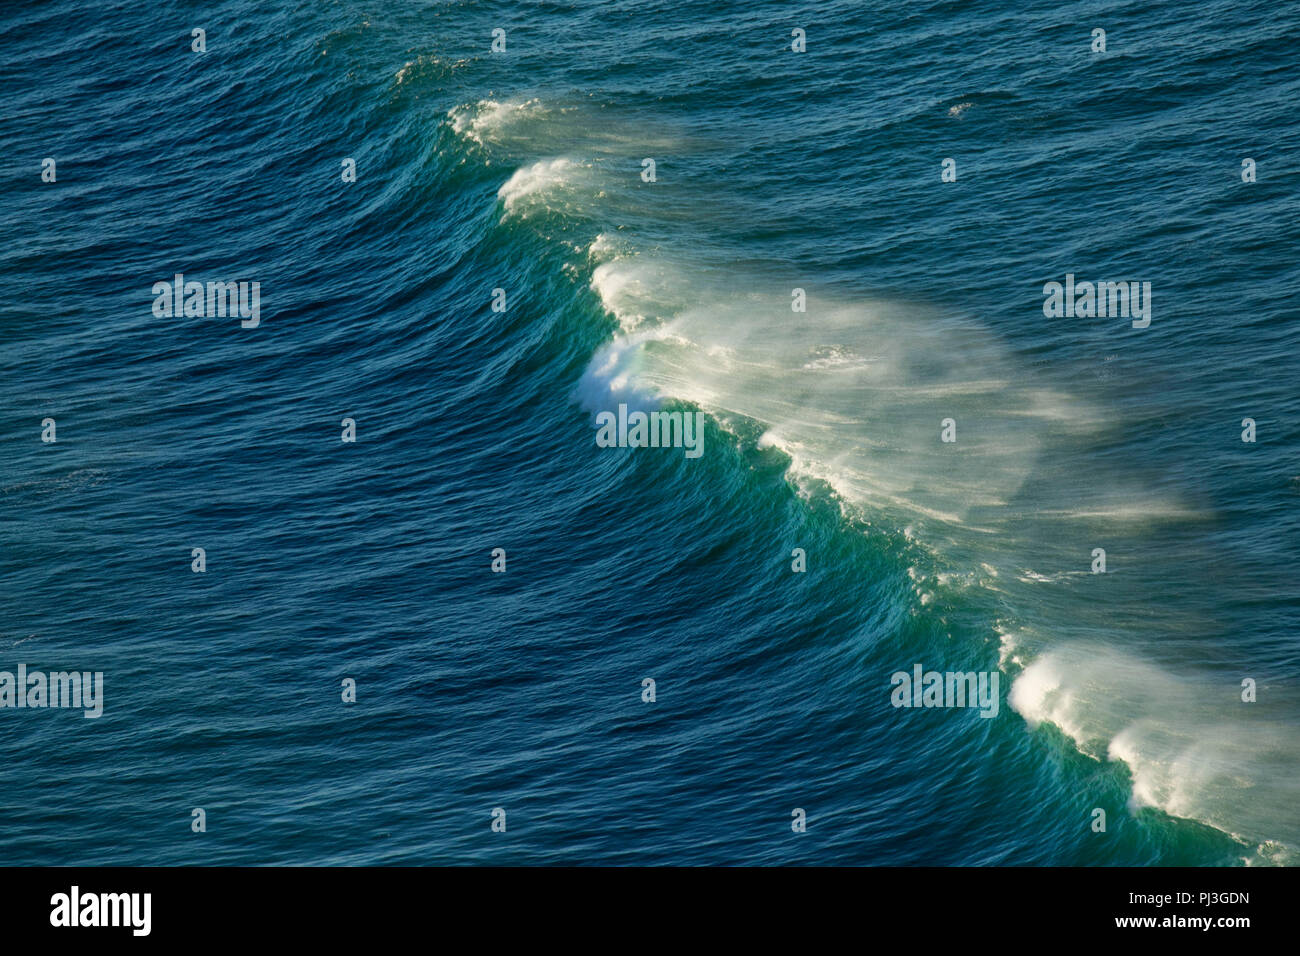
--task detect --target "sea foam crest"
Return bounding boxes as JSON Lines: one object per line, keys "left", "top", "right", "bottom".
{"left": 1010, "top": 646, "right": 1300, "bottom": 859}
{"left": 449, "top": 97, "right": 546, "bottom": 147}
{"left": 497, "top": 157, "right": 579, "bottom": 215}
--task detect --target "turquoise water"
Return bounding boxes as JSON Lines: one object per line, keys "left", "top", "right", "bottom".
{"left": 1, "top": 0, "right": 1297, "bottom": 865}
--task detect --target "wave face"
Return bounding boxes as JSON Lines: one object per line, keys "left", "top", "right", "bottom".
{"left": 1, "top": 0, "right": 1298, "bottom": 865}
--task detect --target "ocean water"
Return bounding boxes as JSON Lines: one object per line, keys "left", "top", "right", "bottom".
{"left": 1, "top": 0, "right": 1298, "bottom": 866}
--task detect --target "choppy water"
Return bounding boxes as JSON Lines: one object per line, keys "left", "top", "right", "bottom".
{"left": 1, "top": 0, "right": 1298, "bottom": 864}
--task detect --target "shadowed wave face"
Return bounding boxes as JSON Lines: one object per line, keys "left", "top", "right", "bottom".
{"left": 0, "top": 0, "right": 1297, "bottom": 865}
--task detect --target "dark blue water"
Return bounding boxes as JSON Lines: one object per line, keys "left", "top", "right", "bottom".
{"left": 1, "top": 0, "right": 1297, "bottom": 865}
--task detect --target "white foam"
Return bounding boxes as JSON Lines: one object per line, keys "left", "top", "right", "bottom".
{"left": 588, "top": 231, "right": 623, "bottom": 262}
{"left": 448, "top": 96, "right": 686, "bottom": 161}
{"left": 588, "top": 257, "right": 687, "bottom": 333}
{"left": 575, "top": 326, "right": 674, "bottom": 416}
{"left": 581, "top": 261, "right": 1062, "bottom": 528}
{"left": 1011, "top": 646, "right": 1300, "bottom": 852}
{"left": 996, "top": 625, "right": 1027, "bottom": 669}
{"left": 497, "top": 157, "right": 588, "bottom": 216}
{"left": 449, "top": 97, "right": 546, "bottom": 147}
